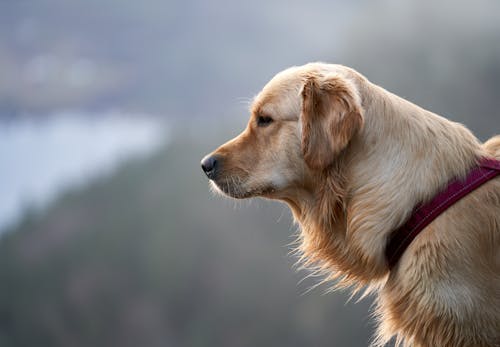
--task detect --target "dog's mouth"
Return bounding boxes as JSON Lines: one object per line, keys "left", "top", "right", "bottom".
{"left": 210, "top": 179, "right": 276, "bottom": 199}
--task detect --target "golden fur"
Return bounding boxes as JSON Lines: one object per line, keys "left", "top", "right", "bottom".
{"left": 203, "top": 63, "right": 500, "bottom": 346}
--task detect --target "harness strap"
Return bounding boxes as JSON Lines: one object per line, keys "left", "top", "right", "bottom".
{"left": 385, "top": 157, "right": 500, "bottom": 269}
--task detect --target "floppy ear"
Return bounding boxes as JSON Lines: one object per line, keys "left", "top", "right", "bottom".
{"left": 301, "top": 74, "right": 364, "bottom": 170}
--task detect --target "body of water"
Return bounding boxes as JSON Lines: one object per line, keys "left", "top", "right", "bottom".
{"left": 0, "top": 110, "right": 169, "bottom": 232}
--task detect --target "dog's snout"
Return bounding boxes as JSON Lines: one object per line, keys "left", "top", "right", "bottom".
{"left": 201, "top": 155, "right": 219, "bottom": 179}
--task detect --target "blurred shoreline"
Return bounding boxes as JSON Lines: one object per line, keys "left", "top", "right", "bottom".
{"left": 0, "top": 110, "right": 169, "bottom": 233}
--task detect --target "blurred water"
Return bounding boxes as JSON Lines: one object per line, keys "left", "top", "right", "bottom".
{"left": 0, "top": 111, "right": 169, "bottom": 232}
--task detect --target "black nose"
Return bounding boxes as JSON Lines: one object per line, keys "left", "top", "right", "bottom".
{"left": 201, "top": 155, "right": 218, "bottom": 179}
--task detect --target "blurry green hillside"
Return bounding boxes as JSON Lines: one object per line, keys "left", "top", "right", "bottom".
{"left": 0, "top": 128, "right": 372, "bottom": 347}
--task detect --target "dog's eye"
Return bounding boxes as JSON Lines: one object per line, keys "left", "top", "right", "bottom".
{"left": 257, "top": 116, "right": 273, "bottom": 127}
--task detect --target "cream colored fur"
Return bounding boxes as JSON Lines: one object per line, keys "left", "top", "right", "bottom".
{"left": 203, "top": 63, "right": 500, "bottom": 346}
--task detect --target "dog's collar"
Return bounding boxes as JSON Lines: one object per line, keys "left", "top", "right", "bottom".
{"left": 385, "top": 157, "right": 500, "bottom": 269}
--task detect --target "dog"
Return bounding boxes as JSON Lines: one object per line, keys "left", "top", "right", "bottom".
{"left": 201, "top": 63, "right": 500, "bottom": 347}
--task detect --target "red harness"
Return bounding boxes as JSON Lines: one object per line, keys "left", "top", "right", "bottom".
{"left": 385, "top": 157, "right": 500, "bottom": 269}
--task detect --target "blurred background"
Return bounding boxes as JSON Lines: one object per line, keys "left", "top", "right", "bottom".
{"left": 1, "top": 0, "right": 499, "bottom": 346}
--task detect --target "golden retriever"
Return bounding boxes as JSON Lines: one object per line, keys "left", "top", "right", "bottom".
{"left": 201, "top": 63, "right": 500, "bottom": 347}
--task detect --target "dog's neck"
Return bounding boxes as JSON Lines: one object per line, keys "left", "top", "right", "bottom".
{"left": 286, "top": 79, "right": 484, "bottom": 286}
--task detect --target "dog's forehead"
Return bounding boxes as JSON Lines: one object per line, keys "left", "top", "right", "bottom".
{"left": 252, "top": 68, "right": 304, "bottom": 120}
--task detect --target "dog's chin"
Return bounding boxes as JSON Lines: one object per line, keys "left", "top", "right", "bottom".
{"left": 210, "top": 180, "right": 277, "bottom": 199}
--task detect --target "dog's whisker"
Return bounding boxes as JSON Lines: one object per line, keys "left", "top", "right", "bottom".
{"left": 236, "top": 96, "right": 254, "bottom": 106}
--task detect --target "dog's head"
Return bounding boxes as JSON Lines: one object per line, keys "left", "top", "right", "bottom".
{"left": 201, "top": 64, "right": 364, "bottom": 201}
